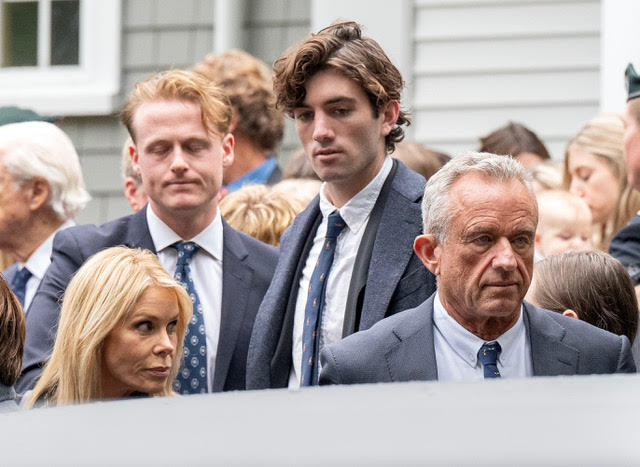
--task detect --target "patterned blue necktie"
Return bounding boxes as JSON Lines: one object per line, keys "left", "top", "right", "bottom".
{"left": 10, "top": 267, "right": 32, "bottom": 308}
{"left": 478, "top": 342, "right": 502, "bottom": 379}
{"left": 300, "top": 211, "right": 346, "bottom": 387}
{"left": 172, "top": 242, "right": 208, "bottom": 394}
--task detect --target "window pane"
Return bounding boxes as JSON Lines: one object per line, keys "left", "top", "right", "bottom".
{"left": 2, "top": 2, "right": 38, "bottom": 67}
{"left": 51, "top": 0, "right": 79, "bottom": 65}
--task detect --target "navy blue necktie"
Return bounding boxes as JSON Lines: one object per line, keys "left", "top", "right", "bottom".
{"left": 10, "top": 267, "right": 32, "bottom": 308}
{"left": 478, "top": 342, "right": 502, "bottom": 379}
{"left": 172, "top": 242, "right": 208, "bottom": 394}
{"left": 300, "top": 211, "right": 346, "bottom": 387}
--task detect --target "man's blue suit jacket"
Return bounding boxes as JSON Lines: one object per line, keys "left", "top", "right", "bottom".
{"left": 17, "top": 206, "right": 278, "bottom": 393}
{"left": 246, "top": 161, "right": 437, "bottom": 389}
{"left": 319, "top": 293, "right": 636, "bottom": 385}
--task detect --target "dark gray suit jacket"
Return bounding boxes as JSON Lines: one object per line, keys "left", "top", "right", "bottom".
{"left": 320, "top": 294, "right": 636, "bottom": 385}
{"left": 17, "top": 206, "right": 278, "bottom": 393}
{"left": 247, "top": 161, "right": 437, "bottom": 389}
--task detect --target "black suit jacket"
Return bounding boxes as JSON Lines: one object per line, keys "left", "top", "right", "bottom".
{"left": 320, "top": 294, "right": 636, "bottom": 385}
{"left": 18, "top": 206, "right": 278, "bottom": 393}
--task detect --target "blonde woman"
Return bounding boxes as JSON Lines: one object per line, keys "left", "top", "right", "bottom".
{"left": 25, "top": 247, "right": 192, "bottom": 407}
{"left": 564, "top": 113, "right": 640, "bottom": 250}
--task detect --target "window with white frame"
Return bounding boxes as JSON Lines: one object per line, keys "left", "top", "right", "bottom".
{"left": 0, "top": 0, "right": 121, "bottom": 116}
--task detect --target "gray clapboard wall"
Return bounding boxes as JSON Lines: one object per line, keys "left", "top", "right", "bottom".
{"left": 411, "top": 0, "right": 601, "bottom": 159}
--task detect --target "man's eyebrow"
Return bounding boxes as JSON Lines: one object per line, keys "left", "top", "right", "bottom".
{"left": 512, "top": 228, "right": 536, "bottom": 237}
{"left": 296, "top": 96, "right": 357, "bottom": 109}
{"left": 323, "top": 96, "right": 356, "bottom": 106}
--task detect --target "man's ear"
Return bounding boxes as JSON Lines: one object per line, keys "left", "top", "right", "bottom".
{"left": 27, "top": 178, "right": 50, "bottom": 211}
{"left": 414, "top": 234, "right": 441, "bottom": 276}
{"left": 380, "top": 100, "right": 400, "bottom": 137}
{"left": 562, "top": 309, "right": 579, "bottom": 320}
{"left": 131, "top": 144, "right": 141, "bottom": 177}
{"left": 222, "top": 133, "right": 235, "bottom": 168}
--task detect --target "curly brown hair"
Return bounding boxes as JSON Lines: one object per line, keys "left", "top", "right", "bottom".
{"left": 194, "top": 50, "right": 284, "bottom": 153}
{"left": 273, "top": 21, "right": 409, "bottom": 154}
{"left": 0, "top": 275, "right": 25, "bottom": 387}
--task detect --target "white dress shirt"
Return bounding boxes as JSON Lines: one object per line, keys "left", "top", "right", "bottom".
{"left": 147, "top": 207, "right": 223, "bottom": 393}
{"left": 21, "top": 219, "right": 75, "bottom": 311}
{"left": 289, "top": 156, "right": 393, "bottom": 389}
{"left": 433, "top": 292, "right": 533, "bottom": 381}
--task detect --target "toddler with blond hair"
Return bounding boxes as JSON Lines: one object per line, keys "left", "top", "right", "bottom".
{"left": 535, "top": 190, "right": 592, "bottom": 258}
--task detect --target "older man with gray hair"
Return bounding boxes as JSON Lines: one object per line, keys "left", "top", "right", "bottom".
{"left": 320, "top": 152, "right": 635, "bottom": 385}
{"left": 0, "top": 121, "right": 89, "bottom": 310}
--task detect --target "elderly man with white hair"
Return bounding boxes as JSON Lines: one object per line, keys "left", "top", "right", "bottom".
{"left": 319, "top": 152, "right": 635, "bottom": 385}
{"left": 0, "top": 121, "right": 90, "bottom": 310}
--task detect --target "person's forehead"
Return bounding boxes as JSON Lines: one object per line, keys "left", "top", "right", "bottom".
{"left": 448, "top": 173, "right": 537, "bottom": 224}
{"left": 301, "top": 69, "right": 367, "bottom": 105}
{"left": 450, "top": 172, "right": 531, "bottom": 200}
{"left": 133, "top": 99, "right": 209, "bottom": 139}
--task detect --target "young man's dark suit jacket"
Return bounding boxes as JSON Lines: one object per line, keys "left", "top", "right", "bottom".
{"left": 319, "top": 293, "right": 636, "bottom": 385}
{"left": 17, "top": 206, "right": 278, "bottom": 393}
{"left": 246, "top": 161, "right": 438, "bottom": 389}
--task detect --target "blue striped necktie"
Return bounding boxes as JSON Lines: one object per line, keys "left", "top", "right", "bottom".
{"left": 10, "top": 267, "right": 32, "bottom": 308}
{"left": 172, "top": 242, "right": 208, "bottom": 394}
{"left": 300, "top": 211, "right": 346, "bottom": 386}
{"left": 478, "top": 342, "right": 502, "bottom": 379}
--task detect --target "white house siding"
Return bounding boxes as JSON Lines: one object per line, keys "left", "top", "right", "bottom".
{"left": 66, "top": 0, "right": 310, "bottom": 225}
{"left": 411, "top": 0, "right": 601, "bottom": 160}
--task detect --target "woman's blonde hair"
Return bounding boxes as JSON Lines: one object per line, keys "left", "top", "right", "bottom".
{"left": 563, "top": 113, "right": 640, "bottom": 250}
{"left": 26, "top": 247, "right": 192, "bottom": 407}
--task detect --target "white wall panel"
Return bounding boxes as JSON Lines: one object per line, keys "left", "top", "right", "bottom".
{"left": 415, "top": 1, "right": 599, "bottom": 40}
{"left": 415, "top": 35, "right": 599, "bottom": 74}
{"left": 414, "top": 70, "right": 599, "bottom": 107}
{"left": 411, "top": 0, "right": 601, "bottom": 161}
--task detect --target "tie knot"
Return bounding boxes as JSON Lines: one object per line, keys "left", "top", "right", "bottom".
{"left": 14, "top": 267, "right": 32, "bottom": 284}
{"left": 173, "top": 241, "right": 199, "bottom": 266}
{"left": 478, "top": 342, "right": 501, "bottom": 366}
{"left": 326, "top": 212, "right": 346, "bottom": 239}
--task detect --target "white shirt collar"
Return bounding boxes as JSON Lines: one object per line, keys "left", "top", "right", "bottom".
{"left": 433, "top": 291, "right": 525, "bottom": 368}
{"left": 23, "top": 219, "right": 75, "bottom": 280}
{"left": 146, "top": 207, "right": 223, "bottom": 261}
{"left": 318, "top": 155, "right": 393, "bottom": 232}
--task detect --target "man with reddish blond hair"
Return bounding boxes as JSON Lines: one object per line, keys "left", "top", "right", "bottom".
{"left": 19, "top": 70, "right": 278, "bottom": 394}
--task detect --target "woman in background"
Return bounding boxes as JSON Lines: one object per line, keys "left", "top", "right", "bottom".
{"left": 564, "top": 113, "right": 640, "bottom": 250}
{"left": 25, "top": 247, "right": 192, "bottom": 407}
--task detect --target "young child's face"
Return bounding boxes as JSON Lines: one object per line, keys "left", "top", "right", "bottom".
{"left": 535, "top": 207, "right": 592, "bottom": 257}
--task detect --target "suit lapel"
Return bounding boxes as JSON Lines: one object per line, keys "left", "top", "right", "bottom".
{"left": 269, "top": 199, "right": 322, "bottom": 385}
{"left": 123, "top": 206, "right": 156, "bottom": 253}
{"left": 384, "top": 297, "right": 438, "bottom": 381}
{"left": 525, "top": 303, "right": 579, "bottom": 376}
{"left": 359, "top": 186, "right": 423, "bottom": 329}
{"left": 213, "top": 221, "right": 253, "bottom": 391}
